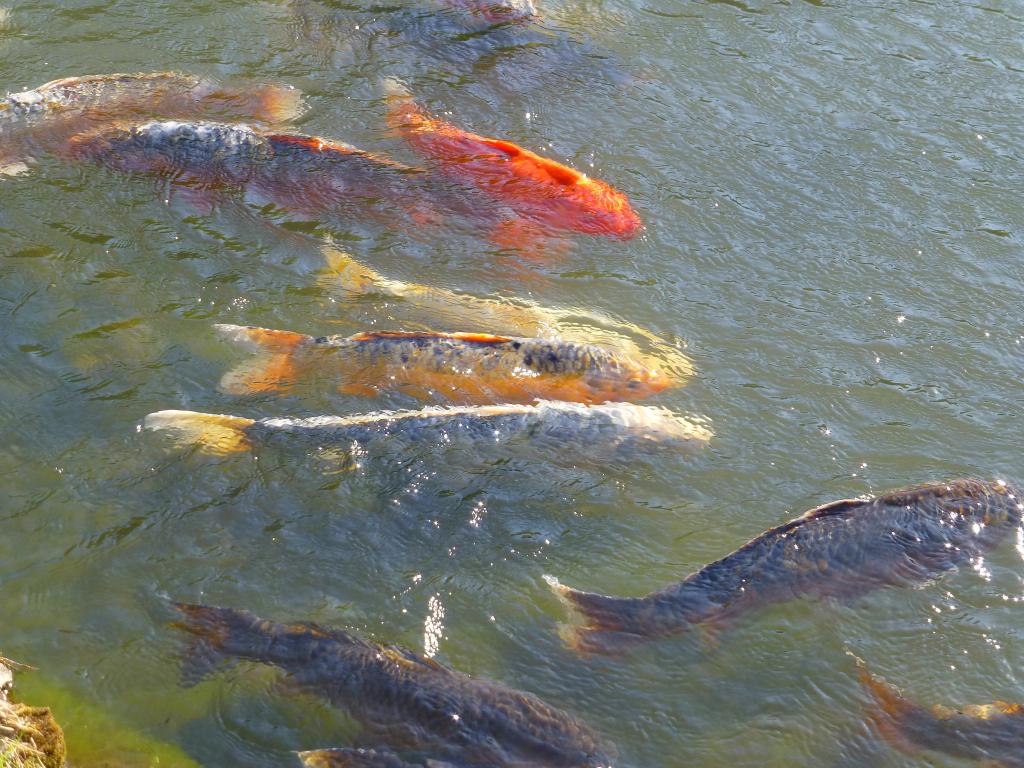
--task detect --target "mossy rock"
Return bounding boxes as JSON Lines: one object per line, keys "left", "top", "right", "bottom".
{"left": 13, "top": 705, "right": 65, "bottom": 768}
{"left": 0, "top": 701, "right": 66, "bottom": 768}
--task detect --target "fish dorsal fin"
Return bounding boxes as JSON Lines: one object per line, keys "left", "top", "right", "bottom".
{"left": 479, "top": 139, "right": 582, "bottom": 186}
{"left": 750, "top": 496, "right": 875, "bottom": 542}
{"left": 448, "top": 332, "right": 515, "bottom": 344}
{"left": 287, "top": 621, "right": 368, "bottom": 646}
{"left": 348, "top": 331, "right": 513, "bottom": 345}
{"left": 959, "top": 701, "right": 1024, "bottom": 719}
{"left": 381, "top": 645, "right": 448, "bottom": 674}
{"left": 267, "top": 134, "right": 361, "bottom": 155}
{"left": 799, "top": 497, "right": 872, "bottom": 522}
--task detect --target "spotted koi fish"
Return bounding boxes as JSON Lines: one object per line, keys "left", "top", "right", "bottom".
{"left": 0, "top": 72, "right": 300, "bottom": 173}
{"left": 384, "top": 81, "right": 641, "bottom": 242}
{"left": 317, "top": 245, "right": 696, "bottom": 382}
{"left": 214, "top": 323, "right": 671, "bottom": 404}
{"left": 143, "top": 401, "right": 710, "bottom": 461}
{"left": 855, "top": 656, "right": 1024, "bottom": 767}
{"left": 547, "top": 479, "right": 1023, "bottom": 655}
{"left": 174, "top": 603, "right": 614, "bottom": 768}
{"left": 67, "top": 121, "right": 444, "bottom": 225}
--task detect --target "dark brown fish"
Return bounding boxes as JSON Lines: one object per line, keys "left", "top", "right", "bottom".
{"left": 855, "top": 656, "right": 1024, "bottom": 767}
{"left": 173, "top": 604, "right": 615, "bottom": 768}
{"left": 66, "top": 121, "right": 462, "bottom": 229}
{"left": 547, "top": 479, "right": 1023, "bottom": 655}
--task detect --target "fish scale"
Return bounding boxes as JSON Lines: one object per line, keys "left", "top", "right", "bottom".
{"left": 174, "top": 604, "right": 614, "bottom": 768}
{"left": 549, "top": 479, "right": 1024, "bottom": 655}
{"left": 215, "top": 325, "right": 669, "bottom": 403}
{"left": 143, "top": 402, "right": 712, "bottom": 462}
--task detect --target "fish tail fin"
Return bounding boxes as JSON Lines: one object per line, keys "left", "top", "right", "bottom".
{"left": 255, "top": 84, "right": 304, "bottom": 124}
{"left": 143, "top": 410, "right": 254, "bottom": 455}
{"left": 544, "top": 575, "right": 657, "bottom": 656}
{"left": 381, "top": 77, "right": 422, "bottom": 131}
{"left": 172, "top": 603, "right": 252, "bottom": 687}
{"left": 0, "top": 160, "right": 31, "bottom": 177}
{"left": 849, "top": 653, "right": 921, "bottom": 755}
{"left": 317, "top": 242, "right": 395, "bottom": 296}
{"left": 380, "top": 76, "right": 413, "bottom": 103}
{"left": 214, "top": 324, "right": 311, "bottom": 395}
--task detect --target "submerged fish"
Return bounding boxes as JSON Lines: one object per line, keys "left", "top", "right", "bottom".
{"left": 174, "top": 603, "right": 615, "bottom": 768}
{"left": 547, "top": 479, "right": 1023, "bottom": 655}
{"left": 0, "top": 72, "right": 300, "bottom": 173}
{"left": 66, "top": 121, "right": 446, "bottom": 226}
{"left": 385, "top": 82, "right": 641, "bottom": 242}
{"left": 143, "top": 401, "right": 710, "bottom": 461}
{"left": 214, "top": 323, "right": 671, "bottom": 403}
{"left": 289, "top": 0, "right": 624, "bottom": 102}
{"left": 317, "top": 245, "right": 695, "bottom": 383}
{"left": 855, "top": 656, "right": 1024, "bottom": 767}
{"left": 440, "top": 0, "right": 537, "bottom": 23}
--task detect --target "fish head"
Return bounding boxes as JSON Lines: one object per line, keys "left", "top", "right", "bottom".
{"left": 611, "top": 404, "right": 712, "bottom": 452}
{"left": 574, "top": 359, "right": 670, "bottom": 403}
{"left": 617, "top": 357, "right": 673, "bottom": 400}
{"left": 562, "top": 176, "right": 642, "bottom": 240}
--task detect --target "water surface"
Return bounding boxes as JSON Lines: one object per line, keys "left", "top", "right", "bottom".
{"left": 1, "top": 1, "right": 1023, "bottom": 766}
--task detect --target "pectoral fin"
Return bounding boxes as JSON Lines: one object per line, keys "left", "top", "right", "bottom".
{"left": 215, "top": 324, "right": 312, "bottom": 395}
{"left": 488, "top": 219, "right": 573, "bottom": 262}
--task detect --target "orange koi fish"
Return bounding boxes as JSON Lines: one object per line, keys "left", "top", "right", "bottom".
{"left": 385, "top": 81, "right": 642, "bottom": 242}
{"left": 0, "top": 72, "right": 300, "bottom": 174}
{"left": 214, "top": 323, "right": 671, "bottom": 403}
{"left": 855, "top": 656, "right": 1024, "bottom": 767}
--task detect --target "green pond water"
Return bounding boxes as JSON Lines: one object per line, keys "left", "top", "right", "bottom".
{"left": 1, "top": 0, "right": 1023, "bottom": 766}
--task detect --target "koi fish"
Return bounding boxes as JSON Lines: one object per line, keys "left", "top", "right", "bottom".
{"left": 214, "top": 323, "right": 671, "bottom": 403}
{"left": 66, "top": 121, "right": 444, "bottom": 225}
{"left": 854, "top": 656, "right": 1024, "bottom": 767}
{"left": 174, "top": 603, "right": 615, "bottom": 768}
{"left": 317, "top": 245, "right": 695, "bottom": 383}
{"left": 546, "top": 479, "right": 1023, "bottom": 655}
{"left": 142, "top": 401, "right": 711, "bottom": 461}
{"left": 384, "top": 81, "right": 641, "bottom": 242}
{"left": 0, "top": 72, "right": 300, "bottom": 174}
{"left": 440, "top": 0, "right": 538, "bottom": 23}
{"left": 289, "top": 0, "right": 625, "bottom": 100}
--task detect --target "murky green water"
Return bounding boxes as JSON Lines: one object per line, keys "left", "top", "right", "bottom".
{"left": 1, "top": 1, "right": 1023, "bottom": 766}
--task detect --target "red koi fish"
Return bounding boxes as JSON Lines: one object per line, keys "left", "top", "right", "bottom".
{"left": 385, "top": 81, "right": 642, "bottom": 243}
